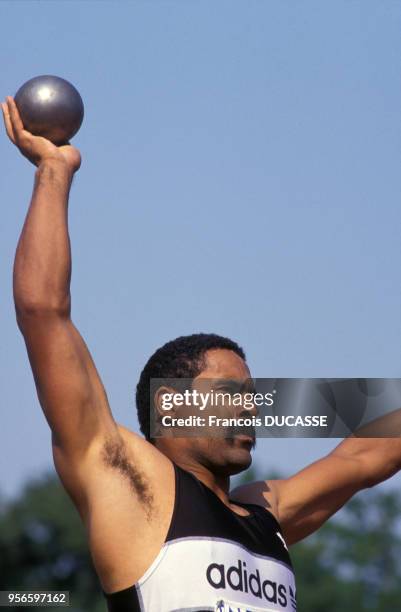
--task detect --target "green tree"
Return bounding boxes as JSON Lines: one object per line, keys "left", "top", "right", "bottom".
{"left": 1, "top": 471, "right": 401, "bottom": 612}
{"left": 0, "top": 473, "right": 103, "bottom": 612}
{"left": 292, "top": 490, "right": 401, "bottom": 611}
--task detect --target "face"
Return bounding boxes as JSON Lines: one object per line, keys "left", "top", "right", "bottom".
{"left": 156, "top": 349, "right": 256, "bottom": 477}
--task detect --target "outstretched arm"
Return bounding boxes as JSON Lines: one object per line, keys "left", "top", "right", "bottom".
{"left": 3, "top": 98, "right": 120, "bottom": 507}
{"left": 232, "top": 432, "right": 401, "bottom": 545}
{"left": 273, "top": 436, "right": 401, "bottom": 544}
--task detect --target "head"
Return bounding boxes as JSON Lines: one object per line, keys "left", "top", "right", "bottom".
{"left": 136, "top": 333, "right": 255, "bottom": 477}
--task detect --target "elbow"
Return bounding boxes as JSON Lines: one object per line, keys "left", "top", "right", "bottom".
{"left": 14, "top": 295, "right": 71, "bottom": 330}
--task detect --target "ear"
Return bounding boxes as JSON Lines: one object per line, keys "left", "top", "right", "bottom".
{"left": 153, "top": 385, "right": 178, "bottom": 421}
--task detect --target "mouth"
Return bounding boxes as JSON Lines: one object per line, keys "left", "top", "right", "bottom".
{"left": 221, "top": 421, "right": 256, "bottom": 449}
{"left": 232, "top": 433, "right": 256, "bottom": 449}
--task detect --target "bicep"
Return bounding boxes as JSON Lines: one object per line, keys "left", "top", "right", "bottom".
{"left": 21, "top": 314, "right": 117, "bottom": 456}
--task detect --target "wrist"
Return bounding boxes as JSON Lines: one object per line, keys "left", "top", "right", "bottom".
{"left": 36, "top": 158, "right": 74, "bottom": 182}
{"left": 37, "top": 156, "right": 72, "bottom": 171}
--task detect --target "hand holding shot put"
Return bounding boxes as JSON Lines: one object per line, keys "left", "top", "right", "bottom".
{"left": 4, "top": 76, "right": 401, "bottom": 612}
{"left": 2, "top": 97, "right": 81, "bottom": 171}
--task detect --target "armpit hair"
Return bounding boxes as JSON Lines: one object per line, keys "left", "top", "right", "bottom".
{"left": 101, "top": 437, "right": 154, "bottom": 513}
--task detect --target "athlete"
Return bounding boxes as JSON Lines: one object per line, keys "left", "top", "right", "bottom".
{"left": 3, "top": 96, "right": 401, "bottom": 612}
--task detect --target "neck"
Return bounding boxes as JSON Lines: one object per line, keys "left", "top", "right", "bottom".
{"left": 157, "top": 440, "right": 231, "bottom": 503}
{"left": 179, "top": 459, "right": 231, "bottom": 498}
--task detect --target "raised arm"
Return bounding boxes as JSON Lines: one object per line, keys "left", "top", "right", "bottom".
{"left": 2, "top": 97, "right": 120, "bottom": 506}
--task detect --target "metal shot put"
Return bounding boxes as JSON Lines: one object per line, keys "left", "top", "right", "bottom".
{"left": 14, "top": 75, "right": 84, "bottom": 145}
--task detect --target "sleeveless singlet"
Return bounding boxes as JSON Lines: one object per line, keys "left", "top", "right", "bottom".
{"left": 104, "top": 464, "right": 297, "bottom": 612}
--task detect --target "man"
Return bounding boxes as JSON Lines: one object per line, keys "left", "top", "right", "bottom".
{"left": 3, "top": 96, "right": 401, "bottom": 612}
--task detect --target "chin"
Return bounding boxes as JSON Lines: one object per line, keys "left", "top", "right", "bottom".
{"left": 215, "top": 439, "right": 254, "bottom": 476}
{"left": 227, "top": 455, "right": 253, "bottom": 476}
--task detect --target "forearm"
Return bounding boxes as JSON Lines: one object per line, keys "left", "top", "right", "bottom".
{"left": 14, "top": 160, "right": 74, "bottom": 322}
{"left": 333, "top": 434, "right": 401, "bottom": 488}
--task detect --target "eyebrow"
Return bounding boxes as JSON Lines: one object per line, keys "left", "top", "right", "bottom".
{"left": 212, "top": 379, "right": 256, "bottom": 393}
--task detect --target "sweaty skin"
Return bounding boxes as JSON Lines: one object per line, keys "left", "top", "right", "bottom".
{"left": 3, "top": 95, "right": 401, "bottom": 594}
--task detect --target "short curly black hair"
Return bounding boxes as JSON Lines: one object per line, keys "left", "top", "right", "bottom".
{"left": 136, "top": 333, "right": 246, "bottom": 440}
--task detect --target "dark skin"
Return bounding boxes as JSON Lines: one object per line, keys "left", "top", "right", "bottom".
{"left": 155, "top": 351, "right": 256, "bottom": 487}
{"left": 3, "top": 95, "right": 401, "bottom": 594}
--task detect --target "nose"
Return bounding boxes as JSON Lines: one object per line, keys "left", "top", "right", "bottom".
{"left": 238, "top": 396, "right": 258, "bottom": 418}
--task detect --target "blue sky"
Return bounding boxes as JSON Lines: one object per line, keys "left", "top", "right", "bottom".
{"left": 1, "top": 1, "right": 400, "bottom": 498}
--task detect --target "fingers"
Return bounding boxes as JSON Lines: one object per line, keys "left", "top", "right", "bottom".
{"left": 1, "top": 100, "right": 16, "bottom": 143}
{"left": 6, "top": 97, "right": 26, "bottom": 140}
